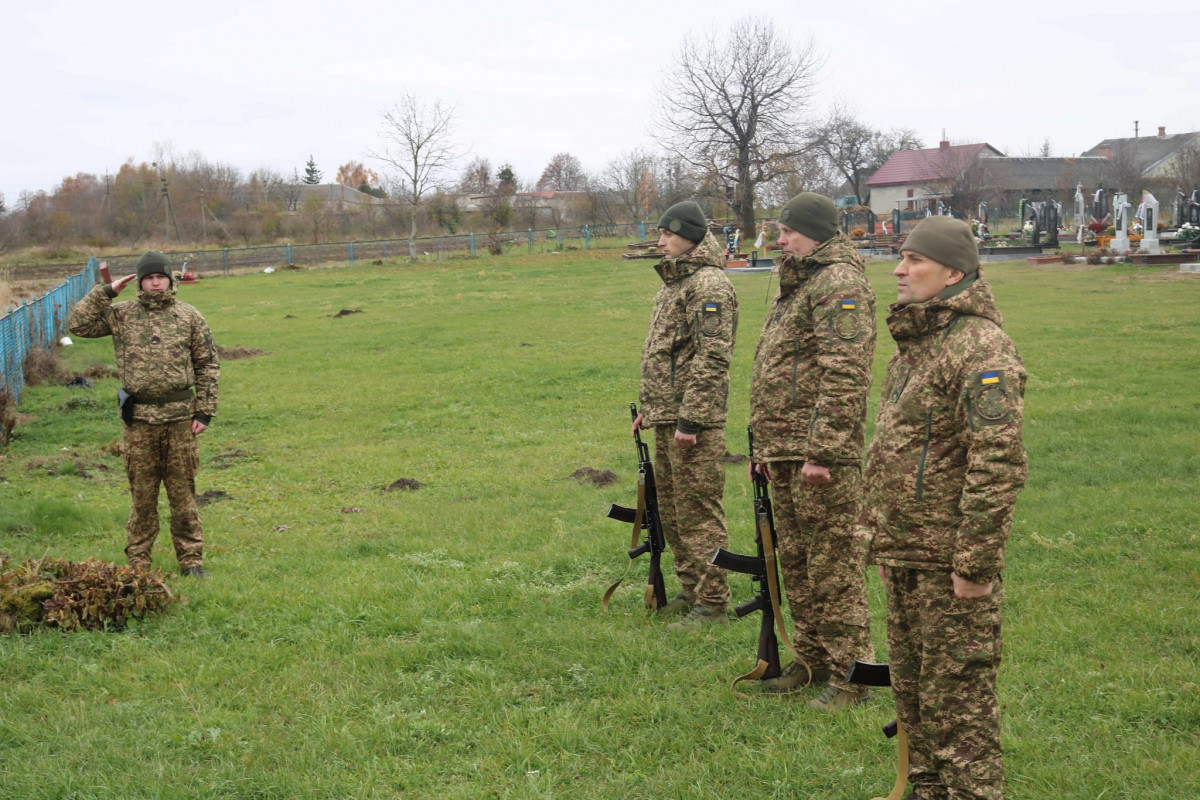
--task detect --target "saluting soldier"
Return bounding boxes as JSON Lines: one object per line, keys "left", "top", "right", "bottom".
{"left": 69, "top": 252, "right": 219, "bottom": 577}
{"left": 633, "top": 200, "right": 738, "bottom": 630}
{"left": 863, "top": 216, "right": 1027, "bottom": 800}
{"left": 749, "top": 193, "right": 878, "bottom": 709}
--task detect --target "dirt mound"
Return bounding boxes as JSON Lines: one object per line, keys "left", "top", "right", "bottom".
{"left": 217, "top": 345, "right": 269, "bottom": 360}
{"left": 721, "top": 451, "right": 748, "bottom": 464}
{"left": 82, "top": 364, "right": 118, "bottom": 380}
{"left": 196, "top": 490, "right": 231, "bottom": 506}
{"left": 383, "top": 478, "right": 423, "bottom": 491}
{"left": 332, "top": 309, "right": 363, "bottom": 318}
{"left": 569, "top": 467, "right": 619, "bottom": 488}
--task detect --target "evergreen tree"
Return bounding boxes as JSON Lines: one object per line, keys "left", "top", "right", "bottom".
{"left": 303, "top": 156, "right": 323, "bottom": 185}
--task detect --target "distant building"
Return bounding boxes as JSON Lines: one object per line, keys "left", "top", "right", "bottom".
{"left": 867, "top": 141, "right": 1004, "bottom": 216}
{"left": 1081, "top": 128, "right": 1200, "bottom": 181}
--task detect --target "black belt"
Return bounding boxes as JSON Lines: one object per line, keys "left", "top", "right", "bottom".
{"left": 133, "top": 388, "right": 194, "bottom": 405}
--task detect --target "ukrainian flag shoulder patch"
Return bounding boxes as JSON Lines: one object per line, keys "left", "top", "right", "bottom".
{"left": 840, "top": 299, "right": 856, "bottom": 310}
{"left": 980, "top": 370, "right": 1001, "bottom": 385}
{"left": 703, "top": 302, "right": 720, "bottom": 313}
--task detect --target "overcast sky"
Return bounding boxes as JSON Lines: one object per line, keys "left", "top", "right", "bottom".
{"left": 5, "top": 0, "right": 1198, "bottom": 205}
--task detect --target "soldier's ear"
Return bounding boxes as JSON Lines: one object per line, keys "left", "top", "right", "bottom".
{"left": 944, "top": 268, "right": 965, "bottom": 287}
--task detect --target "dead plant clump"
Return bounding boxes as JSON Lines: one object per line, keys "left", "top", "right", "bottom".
{"left": 23, "top": 345, "right": 66, "bottom": 386}
{"left": 82, "top": 363, "right": 119, "bottom": 380}
{"left": 216, "top": 345, "right": 269, "bottom": 360}
{"left": 0, "top": 273, "right": 13, "bottom": 314}
{"left": 0, "top": 557, "right": 179, "bottom": 634}
{"left": 0, "top": 388, "right": 16, "bottom": 448}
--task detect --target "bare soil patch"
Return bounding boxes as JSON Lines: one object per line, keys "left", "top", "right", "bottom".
{"left": 210, "top": 449, "right": 250, "bottom": 469}
{"left": 383, "top": 478, "right": 423, "bottom": 491}
{"left": 196, "top": 490, "right": 231, "bottom": 506}
{"left": 216, "top": 345, "right": 269, "bottom": 360}
{"left": 569, "top": 467, "right": 619, "bottom": 488}
{"left": 721, "top": 451, "right": 748, "bottom": 464}
{"left": 333, "top": 309, "right": 363, "bottom": 318}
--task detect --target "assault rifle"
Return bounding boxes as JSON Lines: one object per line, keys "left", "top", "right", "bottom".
{"left": 602, "top": 403, "right": 668, "bottom": 611}
{"left": 709, "top": 428, "right": 807, "bottom": 696}
{"left": 846, "top": 660, "right": 909, "bottom": 800}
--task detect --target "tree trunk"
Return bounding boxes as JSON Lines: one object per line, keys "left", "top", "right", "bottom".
{"left": 737, "top": 158, "right": 756, "bottom": 240}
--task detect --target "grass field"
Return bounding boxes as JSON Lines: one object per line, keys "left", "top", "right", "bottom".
{"left": 1, "top": 248, "right": 1198, "bottom": 799}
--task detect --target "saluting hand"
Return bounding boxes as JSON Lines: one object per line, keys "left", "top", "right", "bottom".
{"left": 111, "top": 273, "right": 138, "bottom": 294}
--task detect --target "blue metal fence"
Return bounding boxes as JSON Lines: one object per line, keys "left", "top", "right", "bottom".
{"left": 1, "top": 258, "right": 100, "bottom": 403}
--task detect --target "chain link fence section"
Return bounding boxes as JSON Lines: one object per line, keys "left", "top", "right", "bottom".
{"left": 1, "top": 259, "right": 99, "bottom": 403}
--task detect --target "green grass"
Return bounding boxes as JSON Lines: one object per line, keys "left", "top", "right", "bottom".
{"left": 1, "top": 251, "right": 1198, "bottom": 799}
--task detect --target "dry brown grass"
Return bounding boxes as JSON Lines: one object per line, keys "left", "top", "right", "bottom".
{"left": 0, "top": 388, "right": 16, "bottom": 447}
{"left": 22, "top": 346, "right": 65, "bottom": 386}
{"left": 0, "top": 268, "right": 13, "bottom": 314}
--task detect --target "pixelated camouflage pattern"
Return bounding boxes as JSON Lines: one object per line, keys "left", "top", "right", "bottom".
{"left": 750, "top": 232, "right": 876, "bottom": 465}
{"left": 653, "top": 424, "right": 730, "bottom": 610}
{"left": 863, "top": 273, "right": 1027, "bottom": 584}
{"left": 769, "top": 461, "right": 874, "bottom": 689}
{"left": 69, "top": 284, "right": 219, "bottom": 425}
{"left": 640, "top": 232, "right": 738, "bottom": 431}
{"left": 122, "top": 420, "right": 204, "bottom": 569}
{"left": 886, "top": 567, "right": 1004, "bottom": 800}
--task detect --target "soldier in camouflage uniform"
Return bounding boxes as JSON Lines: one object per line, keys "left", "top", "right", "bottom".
{"left": 862, "top": 216, "right": 1027, "bottom": 800}
{"left": 633, "top": 200, "right": 738, "bottom": 630}
{"left": 69, "top": 252, "right": 219, "bottom": 577}
{"left": 748, "top": 193, "right": 877, "bottom": 709}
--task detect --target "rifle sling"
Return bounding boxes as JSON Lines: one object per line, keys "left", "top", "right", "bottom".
{"left": 871, "top": 721, "right": 909, "bottom": 800}
{"left": 730, "top": 659, "right": 771, "bottom": 699}
{"left": 601, "top": 479, "right": 647, "bottom": 611}
{"left": 760, "top": 509, "right": 812, "bottom": 685}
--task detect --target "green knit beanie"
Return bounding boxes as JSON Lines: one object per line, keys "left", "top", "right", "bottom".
{"left": 135, "top": 251, "right": 172, "bottom": 283}
{"left": 900, "top": 216, "right": 979, "bottom": 280}
{"left": 778, "top": 192, "right": 838, "bottom": 243}
{"left": 657, "top": 201, "right": 708, "bottom": 244}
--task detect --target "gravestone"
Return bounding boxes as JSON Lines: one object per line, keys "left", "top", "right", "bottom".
{"left": 1139, "top": 191, "right": 1160, "bottom": 254}
{"left": 1111, "top": 192, "right": 1132, "bottom": 252}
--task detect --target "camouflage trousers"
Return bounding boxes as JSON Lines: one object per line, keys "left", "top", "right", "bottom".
{"left": 653, "top": 425, "right": 730, "bottom": 610}
{"left": 770, "top": 461, "right": 874, "bottom": 689}
{"left": 885, "top": 567, "right": 1004, "bottom": 800}
{"left": 122, "top": 420, "right": 203, "bottom": 570}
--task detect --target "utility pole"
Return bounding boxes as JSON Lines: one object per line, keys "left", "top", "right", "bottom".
{"left": 1134, "top": 120, "right": 1139, "bottom": 138}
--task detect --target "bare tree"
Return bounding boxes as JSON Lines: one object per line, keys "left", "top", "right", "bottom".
{"left": 372, "top": 94, "right": 461, "bottom": 259}
{"left": 925, "top": 146, "right": 993, "bottom": 218}
{"left": 655, "top": 17, "right": 822, "bottom": 238}
{"left": 604, "top": 149, "right": 659, "bottom": 224}
{"left": 459, "top": 157, "right": 492, "bottom": 194}
{"left": 536, "top": 152, "right": 587, "bottom": 192}
{"left": 807, "top": 106, "right": 922, "bottom": 205}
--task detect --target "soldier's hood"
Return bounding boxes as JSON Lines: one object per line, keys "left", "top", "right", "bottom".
{"left": 776, "top": 232, "right": 864, "bottom": 296}
{"left": 886, "top": 270, "right": 1004, "bottom": 342}
{"left": 655, "top": 231, "right": 725, "bottom": 283}
{"left": 137, "top": 287, "right": 178, "bottom": 310}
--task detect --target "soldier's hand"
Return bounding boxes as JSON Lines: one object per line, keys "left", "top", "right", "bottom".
{"left": 801, "top": 461, "right": 831, "bottom": 485}
{"left": 674, "top": 429, "right": 697, "bottom": 448}
{"left": 191, "top": 419, "right": 208, "bottom": 435}
{"left": 952, "top": 573, "right": 993, "bottom": 598}
{"left": 753, "top": 462, "right": 771, "bottom": 482}
{"left": 111, "top": 273, "right": 138, "bottom": 294}
{"left": 631, "top": 413, "right": 644, "bottom": 438}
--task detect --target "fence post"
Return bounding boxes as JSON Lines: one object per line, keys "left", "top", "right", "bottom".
{"left": 223, "top": 249, "right": 230, "bottom": 276}
{"left": 286, "top": 243, "right": 293, "bottom": 266}
{"left": 584, "top": 226, "right": 590, "bottom": 249}
{"left": 528, "top": 229, "right": 534, "bottom": 254}
{"left": 469, "top": 232, "right": 476, "bottom": 257}
{"left": 639, "top": 222, "right": 646, "bottom": 241}
{"left": 349, "top": 242, "right": 355, "bottom": 266}
{"left": 440, "top": 237, "right": 445, "bottom": 260}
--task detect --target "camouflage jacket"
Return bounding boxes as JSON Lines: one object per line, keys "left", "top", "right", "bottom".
{"left": 749, "top": 233, "right": 876, "bottom": 465}
{"left": 862, "top": 273, "right": 1026, "bottom": 584}
{"left": 68, "top": 284, "right": 219, "bottom": 425}
{"left": 639, "top": 231, "right": 738, "bottom": 432}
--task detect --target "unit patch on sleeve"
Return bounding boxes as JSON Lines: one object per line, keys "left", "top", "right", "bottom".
{"left": 967, "top": 369, "right": 1013, "bottom": 427}
{"left": 700, "top": 301, "right": 723, "bottom": 336}
{"left": 832, "top": 297, "right": 861, "bottom": 341}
